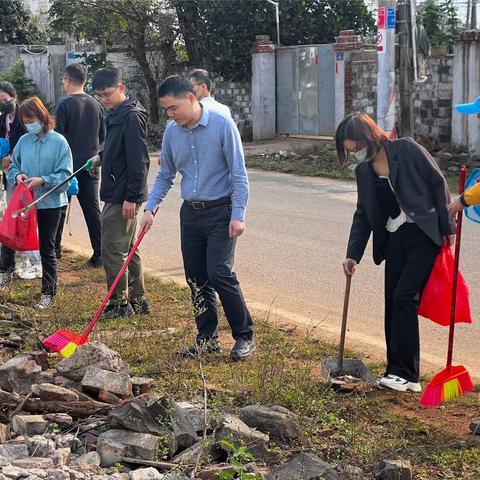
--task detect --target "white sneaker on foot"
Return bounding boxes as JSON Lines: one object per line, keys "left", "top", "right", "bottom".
{"left": 33, "top": 264, "right": 42, "bottom": 279}
{"left": 36, "top": 294, "right": 54, "bottom": 310}
{"left": 377, "top": 374, "right": 422, "bottom": 392}
{"left": 17, "top": 263, "right": 38, "bottom": 280}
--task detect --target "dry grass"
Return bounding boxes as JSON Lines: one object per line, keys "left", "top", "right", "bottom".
{"left": 6, "top": 253, "right": 480, "bottom": 480}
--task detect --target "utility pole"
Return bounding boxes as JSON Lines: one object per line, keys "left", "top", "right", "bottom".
{"left": 398, "top": 0, "right": 414, "bottom": 138}
{"left": 472, "top": 0, "right": 477, "bottom": 29}
{"left": 265, "top": 0, "right": 280, "bottom": 46}
{"left": 376, "top": 0, "right": 397, "bottom": 138}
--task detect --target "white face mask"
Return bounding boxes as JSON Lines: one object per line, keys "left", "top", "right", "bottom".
{"left": 352, "top": 148, "right": 369, "bottom": 163}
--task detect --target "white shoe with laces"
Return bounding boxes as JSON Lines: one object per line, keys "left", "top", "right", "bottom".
{"left": 16, "top": 263, "right": 38, "bottom": 280}
{"left": 377, "top": 374, "right": 422, "bottom": 392}
{"left": 36, "top": 294, "right": 54, "bottom": 310}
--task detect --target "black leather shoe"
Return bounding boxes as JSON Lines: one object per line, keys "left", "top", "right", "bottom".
{"left": 177, "top": 338, "right": 221, "bottom": 359}
{"left": 87, "top": 255, "right": 103, "bottom": 268}
{"left": 230, "top": 338, "right": 256, "bottom": 361}
{"left": 100, "top": 302, "right": 135, "bottom": 319}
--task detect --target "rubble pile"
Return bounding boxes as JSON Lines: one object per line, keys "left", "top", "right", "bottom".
{"left": 0, "top": 342, "right": 275, "bottom": 479}
{"left": 0, "top": 341, "right": 417, "bottom": 479}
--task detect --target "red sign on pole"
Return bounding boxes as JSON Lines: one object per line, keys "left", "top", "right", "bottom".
{"left": 377, "top": 7, "right": 386, "bottom": 29}
{"left": 377, "top": 31, "right": 384, "bottom": 52}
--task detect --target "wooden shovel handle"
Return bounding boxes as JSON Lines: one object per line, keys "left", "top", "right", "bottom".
{"left": 338, "top": 275, "right": 352, "bottom": 371}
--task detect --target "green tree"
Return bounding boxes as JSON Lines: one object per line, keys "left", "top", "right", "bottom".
{"left": 418, "top": 0, "right": 461, "bottom": 52}
{"left": 173, "top": 0, "right": 375, "bottom": 81}
{"left": 0, "top": 60, "right": 37, "bottom": 101}
{"left": 0, "top": 0, "right": 46, "bottom": 44}
{"left": 49, "top": 0, "right": 178, "bottom": 123}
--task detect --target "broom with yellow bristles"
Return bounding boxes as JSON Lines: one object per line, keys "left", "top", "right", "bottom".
{"left": 421, "top": 166, "right": 474, "bottom": 407}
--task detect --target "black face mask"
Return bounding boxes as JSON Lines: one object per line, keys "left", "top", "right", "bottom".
{"left": 0, "top": 99, "right": 15, "bottom": 115}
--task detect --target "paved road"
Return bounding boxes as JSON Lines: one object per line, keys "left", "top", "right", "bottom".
{"left": 65, "top": 166, "right": 480, "bottom": 379}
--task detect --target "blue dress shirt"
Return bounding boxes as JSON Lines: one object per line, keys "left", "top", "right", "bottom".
{"left": 145, "top": 107, "right": 249, "bottom": 221}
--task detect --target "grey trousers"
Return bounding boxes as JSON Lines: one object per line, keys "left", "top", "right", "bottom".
{"left": 101, "top": 202, "right": 144, "bottom": 305}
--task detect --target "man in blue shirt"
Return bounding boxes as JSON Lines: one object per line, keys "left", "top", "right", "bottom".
{"left": 140, "top": 75, "right": 254, "bottom": 360}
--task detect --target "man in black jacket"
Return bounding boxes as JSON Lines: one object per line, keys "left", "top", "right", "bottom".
{"left": 55, "top": 63, "right": 105, "bottom": 266}
{"left": 90, "top": 68, "right": 150, "bottom": 318}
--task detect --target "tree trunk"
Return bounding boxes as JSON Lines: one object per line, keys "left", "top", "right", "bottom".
{"left": 160, "top": 40, "right": 176, "bottom": 80}
{"left": 132, "top": 30, "right": 159, "bottom": 124}
{"left": 174, "top": 1, "right": 201, "bottom": 64}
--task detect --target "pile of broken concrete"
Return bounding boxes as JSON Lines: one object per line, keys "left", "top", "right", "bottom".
{"left": 0, "top": 341, "right": 358, "bottom": 480}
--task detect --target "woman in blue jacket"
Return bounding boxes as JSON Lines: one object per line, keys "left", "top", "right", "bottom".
{"left": 8, "top": 97, "right": 73, "bottom": 309}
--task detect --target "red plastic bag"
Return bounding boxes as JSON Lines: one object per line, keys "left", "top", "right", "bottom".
{"left": 417, "top": 245, "right": 472, "bottom": 326}
{"left": 0, "top": 184, "right": 39, "bottom": 251}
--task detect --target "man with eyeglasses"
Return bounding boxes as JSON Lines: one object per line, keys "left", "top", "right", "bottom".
{"left": 189, "top": 69, "right": 231, "bottom": 118}
{"left": 89, "top": 67, "right": 150, "bottom": 319}
{"left": 55, "top": 63, "right": 105, "bottom": 266}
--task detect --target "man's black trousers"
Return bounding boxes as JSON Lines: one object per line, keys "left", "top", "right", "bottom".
{"left": 384, "top": 223, "right": 441, "bottom": 383}
{"left": 180, "top": 202, "right": 253, "bottom": 342}
{"left": 56, "top": 170, "right": 102, "bottom": 258}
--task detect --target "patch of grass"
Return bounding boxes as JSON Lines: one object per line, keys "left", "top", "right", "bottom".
{"left": 11, "top": 253, "right": 480, "bottom": 480}
{"left": 245, "top": 144, "right": 464, "bottom": 199}
{"left": 246, "top": 144, "right": 355, "bottom": 180}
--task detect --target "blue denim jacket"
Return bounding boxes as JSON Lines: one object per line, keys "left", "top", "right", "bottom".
{"left": 8, "top": 130, "right": 73, "bottom": 209}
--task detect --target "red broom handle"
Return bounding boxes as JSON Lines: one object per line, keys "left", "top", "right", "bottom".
{"left": 446, "top": 166, "right": 467, "bottom": 368}
{"left": 81, "top": 209, "right": 157, "bottom": 340}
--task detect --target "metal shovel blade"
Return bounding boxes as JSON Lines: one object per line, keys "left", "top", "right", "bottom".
{"left": 321, "top": 357, "right": 375, "bottom": 384}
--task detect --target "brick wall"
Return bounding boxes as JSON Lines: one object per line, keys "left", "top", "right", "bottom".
{"left": 345, "top": 50, "right": 453, "bottom": 142}
{"left": 414, "top": 55, "right": 453, "bottom": 142}
{"left": 349, "top": 50, "right": 377, "bottom": 116}
{"left": 214, "top": 81, "right": 252, "bottom": 140}
{"left": 174, "top": 66, "right": 252, "bottom": 140}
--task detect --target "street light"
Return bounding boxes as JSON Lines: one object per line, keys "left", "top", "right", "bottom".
{"left": 265, "top": 0, "right": 280, "bottom": 46}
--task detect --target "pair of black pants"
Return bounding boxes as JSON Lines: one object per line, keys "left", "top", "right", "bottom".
{"left": 0, "top": 244, "right": 15, "bottom": 273}
{"left": 384, "top": 223, "right": 441, "bottom": 383}
{"left": 37, "top": 207, "right": 65, "bottom": 296}
{"left": 55, "top": 171, "right": 102, "bottom": 258}
{"left": 55, "top": 197, "right": 71, "bottom": 256}
{"left": 180, "top": 202, "right": 253, "bottom": 342}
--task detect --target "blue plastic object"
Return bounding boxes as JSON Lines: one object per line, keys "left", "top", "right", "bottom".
{"left": 66, "top": 176, "right": 79, "bottom": 196}
{"left": 464, "top": 168, "right": 480, "bottom": 224}
{"left": 0, "top": 138, "right": 10, "bottom": 158}
{"left": 455, "top": 96, "right": 480, "bottom": 115}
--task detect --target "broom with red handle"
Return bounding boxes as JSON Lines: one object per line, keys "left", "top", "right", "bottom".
{"left": 43, "top": 210, "right": 157, "bottom": 358}
{"left": 420, "top": 166, "right": 474, "bottom": 407}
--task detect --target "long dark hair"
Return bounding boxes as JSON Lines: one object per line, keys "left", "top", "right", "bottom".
{"left": 335, "top": 113, "right": 389, "bottom": 166}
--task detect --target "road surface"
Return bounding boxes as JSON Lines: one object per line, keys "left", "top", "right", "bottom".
{"left": 64, "top": 166, "right": 480, "bottom": 379}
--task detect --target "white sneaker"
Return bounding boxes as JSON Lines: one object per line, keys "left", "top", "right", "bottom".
{"left": 377, "top": 374, "right": 422, "bottom": 392}
{"left": 36, "top": 294, "right": 54, "bottom": 309}
{"left": 16, "top": 263, "right": 38, "bottom": 280}
{"left": 33, "top": 264, "right": 42, "bottom": 279}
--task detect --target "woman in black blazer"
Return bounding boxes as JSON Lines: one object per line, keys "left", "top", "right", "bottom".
{"left": 336, "top": 113, "right": 455, "bottom": 393}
